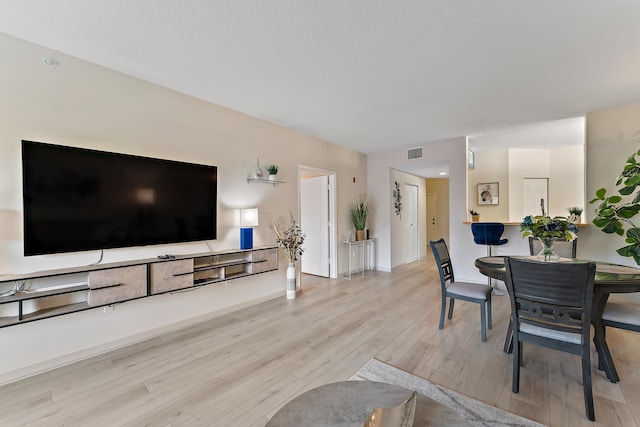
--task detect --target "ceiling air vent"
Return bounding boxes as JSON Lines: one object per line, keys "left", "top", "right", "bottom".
{"left": 407, "top": 147, "right": 423, "bottom": 160}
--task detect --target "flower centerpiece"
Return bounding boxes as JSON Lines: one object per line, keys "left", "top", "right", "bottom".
{"left": 271, "top": 215, "right": 306, "bottom": 299}
{"left": 520, "top": 215, "right": 578, "bottom": 262}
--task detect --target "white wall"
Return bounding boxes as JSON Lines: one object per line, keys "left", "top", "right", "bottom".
{"left": 0, "top": 33, "right": 367, "bottom": 383}
{"left": 462, "top": 101, "right": 640, "bottom": 285}
{"left": 549, "top": 145, "right": 585, "bottom": 221}
{"left": 508, "top": 146, "right": 584, "bottom": 220}
{"left": 582, "top": 102, "right": 640, "bottom": 265}
{"left": 508, "top": 149, "right": 550, "bottom": 221}
{"left": 368, "top": 137, "right": 469, "bottom": 274}
{"left": 389, "top": 169, "right": 427, "bottom": 267}
{"left": 469, "top": 146, "right": 584, "bottom": 222}
{"left": 468, "top": 149, "right": 509, "bottom": 221}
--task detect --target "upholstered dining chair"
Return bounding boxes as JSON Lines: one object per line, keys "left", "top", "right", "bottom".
{"left": 471, "top": 222, "right": 508, "bottom": 257}
{"left": 600, "top": 296, "right": 640, "bottom": 370}
{"left": 602, "top": 295, "right": 640, "bottom": 333}
{"left": 430, "top": 238, "right": 492, "bottom": 342}
{"left": 528, "top": 237, "right": 577, "bottom": 258}
{"left": 471, "top": 222, "right": 509, "bottom": 294}
{"left": 503, "top": 257, "right": 597, "bottom": 421}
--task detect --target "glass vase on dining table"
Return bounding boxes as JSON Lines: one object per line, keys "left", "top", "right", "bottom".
{"left": 537, "top": 237, "right": 560, "bottom": 262}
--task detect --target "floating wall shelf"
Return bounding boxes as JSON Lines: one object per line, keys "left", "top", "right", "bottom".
{"left": 247, "top": 178, "right": 284, "bottom": 186}
{"left": 0, "top": 246, "right": 278, "bottom": 328}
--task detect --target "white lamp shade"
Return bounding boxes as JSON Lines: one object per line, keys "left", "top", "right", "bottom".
{"left": 239, "top": 208, "right": 259, "bottom": 227}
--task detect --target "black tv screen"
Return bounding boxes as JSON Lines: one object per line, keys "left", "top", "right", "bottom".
{"left": 22, "top": 140, "right": 217, "bottom": 256}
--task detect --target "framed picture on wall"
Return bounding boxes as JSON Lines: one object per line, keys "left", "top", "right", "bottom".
{"left": 468, "top": 149, "right": 475, "bottom": 169}
{"left": 478, "top": 182, "right": 499, "bottom": 205}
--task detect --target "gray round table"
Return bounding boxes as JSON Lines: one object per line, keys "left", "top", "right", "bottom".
{"left": 266, "top": 380, "right": 470, "bottom": 426}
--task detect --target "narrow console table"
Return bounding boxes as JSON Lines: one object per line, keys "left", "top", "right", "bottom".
{"left": 0, "top": 246, "right": 278, "bottom": 328}
{"left": 341, "top": 238, "right": 376, "bottom": 279}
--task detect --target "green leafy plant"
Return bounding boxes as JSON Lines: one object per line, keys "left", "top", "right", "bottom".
{"left": 351, "top": 193, "right": 371, "bottom": 231}
{"left": 590, "top": 144, "right": 640, "bottom": 264}
{"left": 567, "top": 206, "right": 583, "bottom": 216}
{"left": 468, "top": 209, "right": 479, "bottom": 216}
{"left": 266, "top": 164, "right": 279, "bottom": 175}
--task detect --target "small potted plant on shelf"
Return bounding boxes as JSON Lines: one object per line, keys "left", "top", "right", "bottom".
{"left": 266, "top": 164, "right": 279, "bottom": 181}
{"left": 469, "top": 209, "right": 480, "bottom": 222}
{"left": 351, "top": 193, "right": 371, "bottom": 241}
{"left": 567, "top": 207, "right": 583, "bottom": 223}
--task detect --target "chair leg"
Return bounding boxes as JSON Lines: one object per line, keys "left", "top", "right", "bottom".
{"left": 597, "top": 326, "right": 607, "bottom": 371}
{"left": 439, "top": 296, "right": 446, "bottom": 329}
{"left": 512, "top": 339, "right": 520, "bottom": 393}
{"left": 519, "top": 342, "right": 523, "bottom": 367}
{"left": 582, "top": 351, "right": 595, "bottom": 421}
{"left": 480, "top": 303, "right": 487, "bottom": 342}
{"left": 487, "top": 296, "right": 492, "bottom": 330}
{"left": 447, "top": 298, "right": 455, "bottom": 320}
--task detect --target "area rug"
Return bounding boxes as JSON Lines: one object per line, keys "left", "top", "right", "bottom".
{"left": 350, "top": 358, "right": 545, "bottom": 427}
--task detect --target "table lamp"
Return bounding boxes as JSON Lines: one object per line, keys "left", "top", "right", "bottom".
{"left": 239, "top": 208, "right": 259, "bottom": 250}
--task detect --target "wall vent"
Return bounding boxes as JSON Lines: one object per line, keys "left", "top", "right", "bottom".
{"left": 407, "top": 147, "right": 423, "bottom": 160}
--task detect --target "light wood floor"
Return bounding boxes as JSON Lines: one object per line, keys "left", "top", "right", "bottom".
{"left": 1, "top": 258, "right": 639, "bottom": 426}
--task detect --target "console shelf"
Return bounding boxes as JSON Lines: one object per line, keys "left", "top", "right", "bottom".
{"left": 0, "top": 283, "right": 89, "bottom": 303}
{"left": 190, "top": 259, "right": 252, "bottom": 273}
{"left": 21, "top": 302, "right": 90, "bottom": 322}
{"left": 0, "top": 246, "right": 278, "bottom": 328}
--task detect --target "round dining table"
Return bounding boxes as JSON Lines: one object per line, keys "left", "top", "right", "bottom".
{"left": 475, "top": 256, "right": 640, "bottom": 383}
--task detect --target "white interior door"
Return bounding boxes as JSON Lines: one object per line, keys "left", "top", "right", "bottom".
{"left": 404, "top": 184, "right": 418, "bottom": 264}
{"left": 300, "top": 175, "right": 329, "bottom": 277}
{"left": 524, "top": 178, "right": 549, "bottom": 216}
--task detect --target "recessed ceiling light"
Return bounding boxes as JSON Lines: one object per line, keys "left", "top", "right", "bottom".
{"left": 439, "top": 172, "right": 447, "bottom": 176}
{"left": 42, "top": 57, "right": 58, "bottom": 68}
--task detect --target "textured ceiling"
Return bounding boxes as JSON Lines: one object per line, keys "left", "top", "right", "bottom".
{"left": 0, "top": 1, "right": 639, "bottom": 155}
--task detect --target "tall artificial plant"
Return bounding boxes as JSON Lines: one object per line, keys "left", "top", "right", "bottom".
{"left": 590, "top": 143, "right": 640, "bottom": 264}
{"left": 351, "top": 193, "right": 371, "bottom": 231}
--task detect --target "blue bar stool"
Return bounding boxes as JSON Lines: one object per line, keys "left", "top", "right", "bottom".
{"left": 471, "top": 222, "right": 508, "bottom": 294}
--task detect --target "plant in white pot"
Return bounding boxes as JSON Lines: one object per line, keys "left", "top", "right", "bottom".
{"left": 567, "top": 206, "right": 583, "bottom": 223}
{"left": 351, "top": 193, "right": 371, "bottom": 241}
{"left": 266, "top": 164, "right": 279, "bottom": 181}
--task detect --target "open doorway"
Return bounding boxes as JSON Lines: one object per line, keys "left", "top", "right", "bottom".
{"left": 299, "top": 166, "right": 337, "bottom": 278}
{"left": 426, "top": 178, "right": 449, "bottom": 251}
{"left": 390, "top": 162, "right": 449, "bottom": 268}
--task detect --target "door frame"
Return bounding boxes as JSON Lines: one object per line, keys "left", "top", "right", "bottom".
{"left": 298, "top": 165, "right": 337, "bottom": 278}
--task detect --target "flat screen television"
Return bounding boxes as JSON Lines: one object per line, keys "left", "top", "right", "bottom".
{"left": 22, "top": 140, "right": 217, "bottom": 256}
